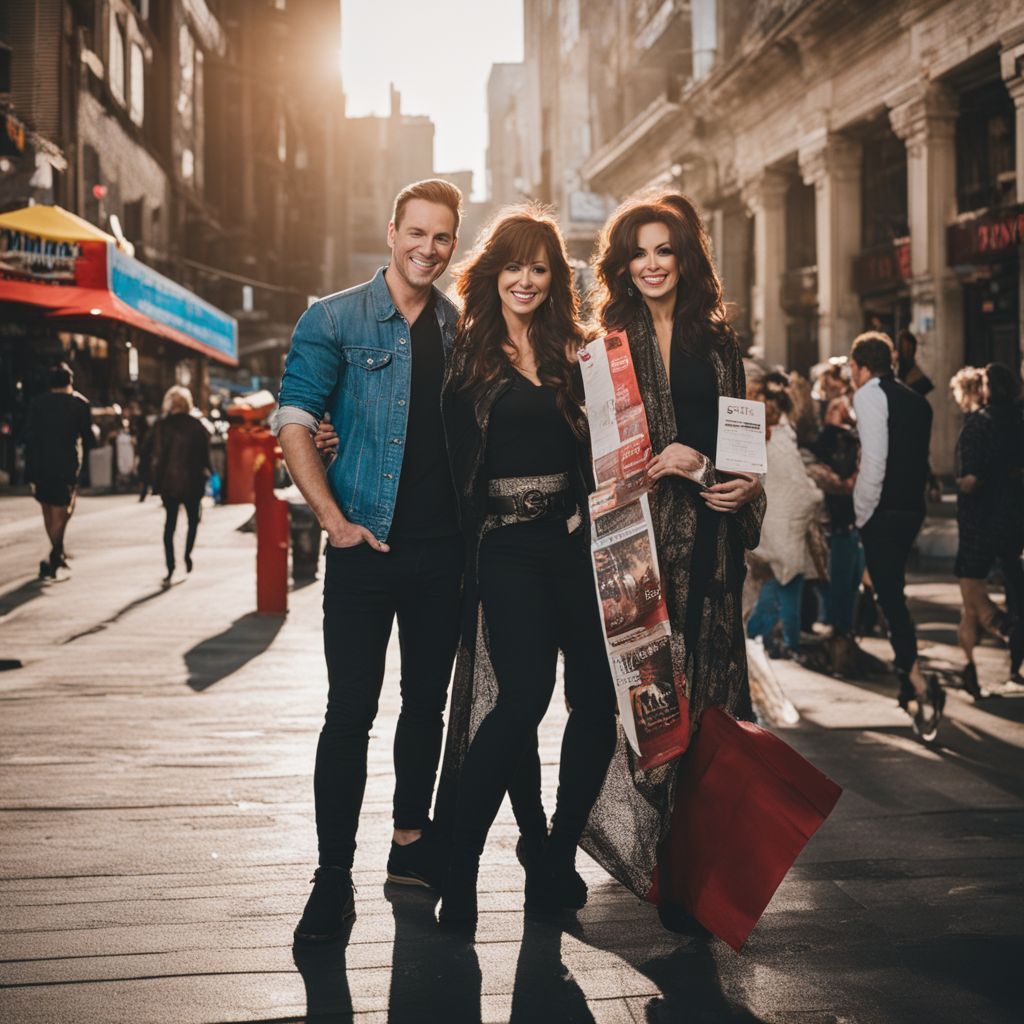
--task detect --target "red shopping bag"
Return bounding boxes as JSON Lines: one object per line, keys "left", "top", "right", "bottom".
{"left": 646, "top": 706, "right": 842, "bottom": 951}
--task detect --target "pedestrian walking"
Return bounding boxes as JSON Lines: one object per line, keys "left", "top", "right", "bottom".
{"left": 896, "top": 328, "right": 935, "bottom": 397}
{"left": 951, "top": 364, "right": 1024, "bottom": 694}
{"left": 151, "top": 386, "right": 211, "bottom": 584}
{"left": 436, "top": 206, "right": 617, "bottom": 932}
{"left": 25, "top": 362, "right": 94, "bottom": 580}
{"left": 850, "top": 331, "right": 942, "bottom": 738}
{"left": 748, "top": 380, "right": 823, "bottom": 658}
{"left": 807, "top": 365, "right": 864, "bottom": 673}
{"left": 581, "top": 191, "right": 765, "bottom": 931}
{"left": 274, "top": 180, "right": 466, "bottom": 943}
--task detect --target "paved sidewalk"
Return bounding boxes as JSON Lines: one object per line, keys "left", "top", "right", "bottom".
{"left": 0, "top": 496, "right": 1021, "bottom": 1023}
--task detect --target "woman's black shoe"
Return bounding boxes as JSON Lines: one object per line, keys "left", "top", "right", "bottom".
{"left": 438, "top": 853, "right": 479, "bottom": 934}
{"left": 657, "top": 900, "right": 709, "bottom": 936}
{"left": 294, "top": 867, "right": 356, "bottom": 943}
{"left": 522, "top": 839, "right": 588, "bottom": 913}
{"left": 961, "top": 661, "right": 983, "bottom": 699}
{"left": 516, "top": 834, "right": 550, "bottom": 912}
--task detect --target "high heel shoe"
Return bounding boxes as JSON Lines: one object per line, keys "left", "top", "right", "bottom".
{"left": 438, "top": 851, "right": 479, "bottom": 934}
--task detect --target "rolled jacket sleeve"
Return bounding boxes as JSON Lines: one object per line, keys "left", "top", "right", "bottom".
{"left": 276, "top": 300, "right": 340, "bottom": 427}
{"left": 852, "top": 379, "right": 887, "bottom": 528}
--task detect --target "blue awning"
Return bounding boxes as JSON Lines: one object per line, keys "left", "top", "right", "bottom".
{"left": 108, "top": 245, "right": 238, "bottom": 365}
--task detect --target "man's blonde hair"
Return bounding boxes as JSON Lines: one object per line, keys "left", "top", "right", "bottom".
{"left": 392, "top": 179, "right": 463, "bottom": 236}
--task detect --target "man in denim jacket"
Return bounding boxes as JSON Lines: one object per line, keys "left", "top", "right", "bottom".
{"left": 273, "top": 180, "right": 464, "bottom": 941}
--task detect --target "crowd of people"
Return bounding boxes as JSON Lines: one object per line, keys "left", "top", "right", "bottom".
{"left": 741, "top": 333, "right": 1024, "bottom": 726}
{"left": 24, "top": 367, "right": 213, "bottom": 584}
{"left": 19, "top": 175, "right": 1024, "bottom": 948}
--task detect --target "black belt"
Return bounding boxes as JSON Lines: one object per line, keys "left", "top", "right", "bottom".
{"left": 486, "top": 478, "right": 574, "bottom": 522}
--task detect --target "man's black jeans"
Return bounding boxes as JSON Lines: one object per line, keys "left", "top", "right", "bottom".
{"left": 860, "top": 509, "right": 924, "bottom": 674}
{"left": 316, "top": 533, "right": 463, "bottom": 870}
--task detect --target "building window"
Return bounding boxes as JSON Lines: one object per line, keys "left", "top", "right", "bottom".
{"left": 0, "top": 44, "right": 11, "bottom": 94}
{"left": 123, "top": 198, "right": 144, "bottom": 247}
{"left": 957, "top": 79, "right": 1016, "bottom": 213}
{"left": 692, "top": 0, "right": 717, "bottom": 80}
{"left": 129, "top": 43, "right": 145, "bottom": 125}
{"left": 109, "top": 11, "right": 126, "bottom": 105}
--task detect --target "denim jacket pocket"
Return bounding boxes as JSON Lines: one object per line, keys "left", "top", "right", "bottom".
{"left": 340, "top": 347, "right": 393, "bottom": 403}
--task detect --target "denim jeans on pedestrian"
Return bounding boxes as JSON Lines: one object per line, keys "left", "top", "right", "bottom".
{"left": 826, "top": 530, "right": 865, "bottom": 634}
{"left": 747, "top": 575, "right": 805, "bottom": 651}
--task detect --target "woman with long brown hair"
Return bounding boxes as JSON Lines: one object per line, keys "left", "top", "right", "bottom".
{"left": 578, "top": 191, "right": 766, "bottom": 928}
{"left": 435, "top": 205, "right": 616, "bottom": 931}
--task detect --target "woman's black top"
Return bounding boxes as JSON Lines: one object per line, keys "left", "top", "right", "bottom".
{"left": 484, "top": 372, "right": 577, "bottom": 480}
{"left": 668, "top": 336, "right": 720, "bottom": 662}
{"left": 670, "top": 342, "right": 719, "bottom": 462}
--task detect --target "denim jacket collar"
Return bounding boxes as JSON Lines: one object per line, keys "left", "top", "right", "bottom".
{"left": 371, "top": 265, "right": 458, "bottom": 332}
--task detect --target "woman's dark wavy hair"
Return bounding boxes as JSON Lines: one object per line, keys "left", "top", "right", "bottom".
{"left": 452, "top": 204, "right": 587, "bottom": 437}
{"left": 590, "top": 191, "right": 736, "bottom": 357}
{"left": 984, "top": 362, "right": 1021, "bottom": 406}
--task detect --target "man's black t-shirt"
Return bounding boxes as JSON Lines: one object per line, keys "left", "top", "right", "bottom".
{"left": 388, "top": 295, "right": 460, "bottom": 540}
{"left": 25, "top": 391, "right": 94, "bottom": 485}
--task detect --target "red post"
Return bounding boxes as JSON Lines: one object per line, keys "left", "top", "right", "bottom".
{"left": 254, "top": 448, "right": 289, "bottom": 614}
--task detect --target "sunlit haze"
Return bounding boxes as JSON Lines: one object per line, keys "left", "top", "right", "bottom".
{"left": 341, "top": 1, "right": 524, "bottom": 200}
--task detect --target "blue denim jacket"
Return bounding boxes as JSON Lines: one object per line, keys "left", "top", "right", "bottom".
{"left": 275, "top": 267, "right": 458, "bottom": 540}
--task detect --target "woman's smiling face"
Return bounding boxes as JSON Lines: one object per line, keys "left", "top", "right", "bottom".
{"left": 629, "top": 221, "right": 679, "bottom": 302}
{"left": 497, "top": 245, "right": 551, "bottom": 320}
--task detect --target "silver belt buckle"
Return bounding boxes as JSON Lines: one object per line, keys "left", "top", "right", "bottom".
{"left": 517, "top": 488, "right": 547, "bottom": 520}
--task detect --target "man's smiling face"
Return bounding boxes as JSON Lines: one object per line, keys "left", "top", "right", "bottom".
{"left": 386, "top": 198, "right": 457, "bottom": 291}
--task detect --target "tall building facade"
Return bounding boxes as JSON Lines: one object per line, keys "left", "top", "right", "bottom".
{"left": 496, "top": 0, "right": 1024, "bottom": 474}
{"left": 343, "top": 85, "right": 434, "bottom": 286}
{"left": 0, "top": 0, "right": 347, "bottom": 400}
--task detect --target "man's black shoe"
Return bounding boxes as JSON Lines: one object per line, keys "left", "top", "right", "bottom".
{"left": 961, "top": 661, "right": 983, "bottom": 699}
{"left": 294, "top": 867, "right": 356, "bottom": 943}
{"left": 386, "top": 834, "right": 439, "bottom": 888}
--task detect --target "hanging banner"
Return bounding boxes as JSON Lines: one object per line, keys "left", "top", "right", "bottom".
{"left": 579, "top": 331, "right": 690, "bottom": 770}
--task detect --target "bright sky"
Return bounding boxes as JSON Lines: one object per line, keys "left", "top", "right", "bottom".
{"left": 341, "top": 1, "right": 524, "bottom": 201}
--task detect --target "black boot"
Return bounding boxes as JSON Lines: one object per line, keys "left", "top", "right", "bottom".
{"left": 961, "top": 661, "right": 983, "bottom": 699}
{"left": 516, "top": 834, "right": 549, "bottom": 912}
{"left": 538, "top": 837, "right": 588, "bottom": 912}
{"left": 438, "top": 850, "right": 479, "bottom": 934}
{"left": 294, "top": 867, "right": 356, "bottom": 943}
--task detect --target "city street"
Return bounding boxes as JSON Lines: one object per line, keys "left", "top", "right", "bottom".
{"left": 0, "top": 495, "right": 1022, "bottom": 1024}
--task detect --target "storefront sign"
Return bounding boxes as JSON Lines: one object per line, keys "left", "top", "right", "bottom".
{"left": 0, "top": 229, "right": 80, "bottom": 282}
{"left": 108, "top": 245, "right": 238, "bottom": 362}
{"left": 853, "top": 239, "right": 910, "bottom": 295}
{"left": 948, "top": 203, "right": 1024, "bottom": 266}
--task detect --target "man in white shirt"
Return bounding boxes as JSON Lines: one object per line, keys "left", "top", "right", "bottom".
{"left": 849, "top": 332, "right": 942, "bottom": 740}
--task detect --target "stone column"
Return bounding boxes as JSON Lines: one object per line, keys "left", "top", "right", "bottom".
{"left": 799, "top": 133, "right": 863, "bottom": 362}
{"left": 1001, "top": 33, "right": 1024, "bottom": 378}
{"left": 888, "top": 82, "right": 960, "bottom": 475}
{"left": 742, "top": 169, "right": 789, "bottom": 367}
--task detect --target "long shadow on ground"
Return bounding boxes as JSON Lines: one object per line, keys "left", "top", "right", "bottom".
{"left": 184, "top": 612, "right": 285, "bottom": 691}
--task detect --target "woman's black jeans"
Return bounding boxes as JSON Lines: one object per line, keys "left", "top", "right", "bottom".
{"left": 451, "top": 519, "right": 617, "bottom": 861}
{"left": 162, "top": 497, "right": 201, "bottom": 572}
